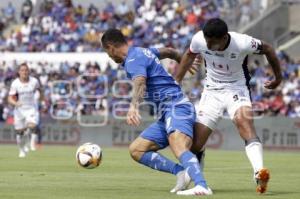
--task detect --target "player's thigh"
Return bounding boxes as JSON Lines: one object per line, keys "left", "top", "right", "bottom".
{"left": 165, "top": 102, "right": 195, "bottom": 158}
{"left": 129, "top": 122, "right": 167, "bottom": 161}
{"left": 14, "top": 112, "right": 26, "bottom": 131}
{"left": 196, "top": 90, "right": 223, "bottom": 131}
{"left": 226, "top": 88, "right": 252, "bottom": 120}
{"left": 129, "top": 137, "right": 160, "bottom": 160}
{"left": 165, "top": 102, "right": 195, "bottom": 140}
{"left": 233, "top": 106, "right": 257, "bottom": 140}
{"left": 25, "top": 109, "right": 39, "bottom": 128}
{"left": 191, "top": 122, "right": 213, "bottom": 153}
{"left": 137, "top": 121, "right": 169, "bottom": 150}
{"left": 226, "top": 88, "right": 256, "bottom": 140}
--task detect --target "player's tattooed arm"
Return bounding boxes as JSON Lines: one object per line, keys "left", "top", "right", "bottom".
{"left": 158, "top": 47, "right": 182, "bottom": 63}
{"left": 176, "top": 49, "right": 198, "bottom": 83}
{"left": 127, "top": 76, "right": 146, "bottom": 126}
{"left": 260, "top": 41, "right": 282, "bottom": 89}
{"left": 131, "top": 76, "right": 146, "bottom": 107}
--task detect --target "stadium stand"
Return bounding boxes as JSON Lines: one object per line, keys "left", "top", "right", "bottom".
{"left": 0, "top": 0, "right": 299, "bottom": 123}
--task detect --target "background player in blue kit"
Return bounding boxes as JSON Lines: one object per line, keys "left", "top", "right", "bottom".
{"left": 101, "top": 29, "right": 212, "bottom": 196}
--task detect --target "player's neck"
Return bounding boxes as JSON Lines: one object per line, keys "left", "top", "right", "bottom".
{"left": 19, "top": 77, "right": 29, "bottom": 83}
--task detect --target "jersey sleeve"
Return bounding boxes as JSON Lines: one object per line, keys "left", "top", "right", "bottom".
{"left": 125, "top": 57, "right": 147, "bottom": 80}
{"left": 34, "top": 78, "right": 40, "bottom": 90}
{"left": 9, "top": 81, "right": 17, "bottom": 95}
{"left": 189, "top": 31, "right": 204, "bottom": 54}
{"left": 242, "top": 34, "right": 263, "bottom": 54}
{"left": 148, "top": 47, "right": 160, "bottom": 58}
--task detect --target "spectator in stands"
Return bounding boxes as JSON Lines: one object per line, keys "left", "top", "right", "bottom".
{"left": 3, "top": 2, "right": 16, "bottom": 24}
{"left": 21, "top": 0, "right": 33, "bottom": 23}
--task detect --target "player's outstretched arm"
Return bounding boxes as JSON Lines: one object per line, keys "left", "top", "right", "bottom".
{"left": 157, "top": 47, "right": 199, "bottom": 76}
{"left": 261, "top": 41, "right": 283, "bottom": 89}
{"left": 127, "top": 76, "right": 146, "bottom": 126}
{"left": 176, "top": 49, "right": 197, "bottom": 83}
{"left": 158, "top": 47, "right": 182, "bottom": 63}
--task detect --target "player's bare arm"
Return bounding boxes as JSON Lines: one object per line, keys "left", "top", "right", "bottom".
{"left": 127, "top": 76, "right": 146, "bottom": 126}
{"left": 158, "top": 47, "right": 182, "bottom": 63}
{"left": 7, "top": 95, "right": 21, "bottom": 107}
{"left": 37, "top": 87, "right": 45, "bottom": 102}
{"left": 158, "top": 48, "right": 199, "bottom": 76}
{"left": 176, "top": 50, "right": 198, "bottom": 83}
{"left": 260, "top": 41, "right": 283, "bottom": 89}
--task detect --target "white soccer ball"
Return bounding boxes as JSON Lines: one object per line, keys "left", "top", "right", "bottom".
{"left": 76, "top": 143, "right": 102, "bottom": 169}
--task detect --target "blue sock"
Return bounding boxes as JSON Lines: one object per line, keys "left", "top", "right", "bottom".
{"left": 179, "top": 151, "right": 207, "bottom": 188}
{"left": 139, "top": 151, "right": 184, "bottom": 175}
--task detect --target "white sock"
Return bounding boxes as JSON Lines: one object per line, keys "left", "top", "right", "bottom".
{"left": 16, "top": 134, "right": 25, "bottom": 151}
{"left": 31, "top": 134, "right": 38, "bottom": 149}
{"left": 24, "top": 132, "right": 31, "bottom": 149}
{"left": 245, "top": 142, "right": 263, "bottom": 174}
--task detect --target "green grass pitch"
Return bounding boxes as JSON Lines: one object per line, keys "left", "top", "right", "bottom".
{"left": 0, "top": 145, "right": 299, "bottom": 199}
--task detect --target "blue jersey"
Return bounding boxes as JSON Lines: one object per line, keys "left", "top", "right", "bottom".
{"left": 122, "top": 46, "right": 183, "bottom": 105}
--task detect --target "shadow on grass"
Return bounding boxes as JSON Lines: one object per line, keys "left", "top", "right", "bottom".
{"left": 213, "top": 188, "right": 299, "bottom": 196}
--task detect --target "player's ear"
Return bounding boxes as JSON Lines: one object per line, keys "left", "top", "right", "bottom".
{"left": 107, "top": 43, "right": 116, "bottom": 51}
{"left": 222, "top": 34, "right": 227, "bottom": 42}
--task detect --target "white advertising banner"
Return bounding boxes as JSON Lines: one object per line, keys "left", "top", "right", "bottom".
{"left": 0, "top": 117, "right": 299, "bottom": 151}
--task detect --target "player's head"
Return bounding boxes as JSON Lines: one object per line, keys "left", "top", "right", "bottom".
{"left": 101, "top": 29, "right": 128, "bottom": 63}
{"left": 18, "top": 63, "right": 29, "bottom": 81}
{"left": 203, "top": 18, "right": 229, "bottom": 51}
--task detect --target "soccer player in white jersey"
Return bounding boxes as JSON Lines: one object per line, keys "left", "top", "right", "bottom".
{"left": 8, "top": 63, "right": 42, "bottom": 158}
{"left": 176, "top": 18, "right": 282, "bottom": 195}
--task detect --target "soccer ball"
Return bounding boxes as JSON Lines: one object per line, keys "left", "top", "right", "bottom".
{"left": 76, "top": 143, "right": 102, "bottom": 169}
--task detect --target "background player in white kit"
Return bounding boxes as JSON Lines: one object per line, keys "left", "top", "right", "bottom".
{"left": 8, "top": 63, "right": 42, "bottom": 158}
{"left": 176, "top": 18, "right": 282, "bottom": 194}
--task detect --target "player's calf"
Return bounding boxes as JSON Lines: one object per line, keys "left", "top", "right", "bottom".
{"left": 128, "top": 142, "right": 144, "bottom": 162}
{"left": 130, "top": 137, "right": 186, "bottom": 176}
{"left": 168, "top": 131, "right": 208, "bottom": 190}
{"left": 16, "top": 129, "right": 26, "bottom": 158}
{"left": 27, "top": 125, "right": 38, "bottom": 151}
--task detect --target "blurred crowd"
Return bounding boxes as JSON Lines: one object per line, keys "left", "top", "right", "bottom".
{"left": 0, "top": 50, "right": 299, "bottom": 124}
{"left": 0, "top": 60, "right": 132, "bottom": 123}
{"left": 0, "top": 0, "right": 299, "bottom": 122}
{"left": 0, "top": 0, "right": 270, "bottom": 52}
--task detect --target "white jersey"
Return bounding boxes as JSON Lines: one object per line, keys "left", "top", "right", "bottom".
{"left": 9, "top": 76, "right": 40, "bottom": 109}
{"left": 190, "top": 31, "right": 262, "bottom": 89}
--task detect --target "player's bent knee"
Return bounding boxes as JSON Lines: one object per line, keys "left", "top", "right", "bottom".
{"left": 128, "top": 143, "right": 144, "bottom": 162}
{"left": 15, "top": 129, "right": 26, "bottom": 135}
{"left": 27, "top": 123, "right": 37, "bottom": 132}
{"left": 191, "top": 140, "right": 204, "bottom": 153}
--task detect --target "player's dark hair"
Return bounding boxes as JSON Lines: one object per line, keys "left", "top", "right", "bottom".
{"left": 101, "top": 29, "right": 127, "bottom": 48}
{"left": 18, "top": 62, "right": 28, "bottom": 71}
{"left": 203, "top": 18, "right": 228, "bottom": 39}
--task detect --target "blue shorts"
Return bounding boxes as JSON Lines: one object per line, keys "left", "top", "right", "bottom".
{"left": 140, "top": 100, "right": 196, "bottom": 149}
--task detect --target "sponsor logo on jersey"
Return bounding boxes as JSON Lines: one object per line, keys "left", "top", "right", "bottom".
{"left": 230, "top": 53, "right": 237, "bottom": 60}
{"left": 251, "top": 39, "right": 257, "bottom": 49}
{"left": 205, "top": 51, "right": 212, "bottom": 55}
{"left": 215, "top": 53, "right": 224, "bottom": 57}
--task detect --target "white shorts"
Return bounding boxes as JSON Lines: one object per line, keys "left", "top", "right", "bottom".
{"left": 14, "top": 107, "right": 39, "bottom": 130}
{"left": 196, "top": 87, "right": 252, "bottom": 131}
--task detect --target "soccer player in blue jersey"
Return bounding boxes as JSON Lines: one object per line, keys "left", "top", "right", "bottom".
{"left": 101, "top": 29, "right": 212, "bottom": 196}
